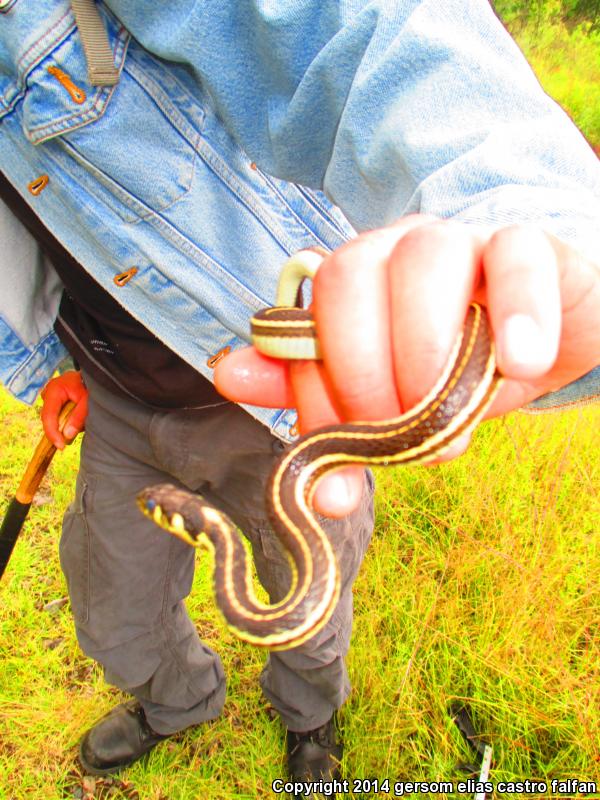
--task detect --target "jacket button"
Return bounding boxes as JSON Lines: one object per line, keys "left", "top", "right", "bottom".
{"left": 28, "top": 175, "right": 49, "bottom": 195}
{"left": 47, "top": 66, "right": 86, "bottom": 105}
{"left": 113, "top": 267, "right": 138, "bottom": 286}
{"left": 207, "top": 346, "right": 232, "bottom": 368}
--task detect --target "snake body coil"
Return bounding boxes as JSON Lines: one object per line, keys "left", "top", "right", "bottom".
{"left": 138, "top": 252, "right": 502, "bottom": 650}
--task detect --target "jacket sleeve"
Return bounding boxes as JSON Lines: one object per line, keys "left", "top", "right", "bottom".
{"left": 107, "top": 0, "right": 600, "bottom": 257}
{"left": 106, "top": 0, "right": 600, "bottom": 408}
{"left": 0, "top": 193, "right": 69, "bottom": 400}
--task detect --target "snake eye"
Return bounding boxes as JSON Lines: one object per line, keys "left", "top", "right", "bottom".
{"left": 145, "top": 498, "right": 157, "bottom": 512}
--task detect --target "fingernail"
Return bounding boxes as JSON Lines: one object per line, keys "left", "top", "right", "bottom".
{"left": 501, "top": 314, "right": 548, "bottom": 370}
{"left": 64, "top": 424, "right": 76, "bottom": 440}
{"left": 314, "top": 471, "right": 353, "bottom": 518}
{"left": 325, "top": 472, "right": 352, "bottom": 508}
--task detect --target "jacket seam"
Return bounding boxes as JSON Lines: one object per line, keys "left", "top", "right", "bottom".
{"left": 123, "top": 52, "right": 205, "bottom": 148}
{"left": 17, "top": 11, "right": 76, "bottom": 84}
{"left": 4, "top": 327, "right": 58, "bottom": 390}
{"left": 26, "top": 84, "right": 114, "bottom": 141}
{"left": 141, "top": 208, "right": 269, "bottom": 311}
{"left": 296, "top": 184, "right": 351, "bottom": 240}
{"left": 195, "top": 137, "right": 298, "bottom": 255}
{"left": 56, "top": 115, "right": 197, "bottom": 222}
{"left": 25, "top": 29, "right": 128, "bottom": 142}
{"left": 0, "top": 88, "right": 24, "bottom": 116}
{"left": 260, "top": 171, "right": 345, "bottom": 248}
{"left": 5, "top": 129, "right": 268, "bottom": 315}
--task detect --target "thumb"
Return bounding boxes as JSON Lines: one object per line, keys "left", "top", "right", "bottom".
{"left": 62, "top": 393, "right": 89, "bottom": 442}
{"left": 288, "top": 360, "right": 366, "bottom": 518}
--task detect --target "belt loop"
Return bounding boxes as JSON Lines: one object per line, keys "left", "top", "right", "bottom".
{"left": 70, "top": 0, "right": 120, "bottom": 87}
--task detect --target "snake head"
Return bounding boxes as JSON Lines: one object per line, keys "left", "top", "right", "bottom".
{"left": 137, "top": 483, "right": 205, "bottom": 548}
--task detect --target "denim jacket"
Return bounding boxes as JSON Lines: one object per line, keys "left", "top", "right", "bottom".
{"left": 1, "top": 0, "right": 599, "bottom": 440}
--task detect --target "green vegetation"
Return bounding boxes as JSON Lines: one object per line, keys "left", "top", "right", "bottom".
{"left": 0, "top": 391, "right": 598, "bottom": 799}
{"left": 492, "top": 0, "right": 600, "bottom": 149}
{"left": 493, "top": 0, "right": 600, "bottom": 30}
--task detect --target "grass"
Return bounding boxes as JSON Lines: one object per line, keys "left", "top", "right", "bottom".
{"left": 0, "top": 388, "right": 598, "bottom": 799}
{"left": 501, "top": 11, "right": 600, "bottom": 151}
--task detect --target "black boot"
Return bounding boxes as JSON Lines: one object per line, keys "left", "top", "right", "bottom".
{"left": 79, "top": 700, "right": 171, "bottom": 775}
{"left": 287, "top": 716, "right": 343, "bottom": 799}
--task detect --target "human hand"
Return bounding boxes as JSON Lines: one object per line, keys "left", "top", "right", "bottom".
{"left": 40, "top": 370, "right": 89, "bottom": 450}
{"left": 215, "top": 215, "right": 600, "bottom": 514}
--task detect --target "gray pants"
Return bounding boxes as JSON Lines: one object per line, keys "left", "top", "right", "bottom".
{"left": 59, "top": 374, "right": 374, "bottom": 735}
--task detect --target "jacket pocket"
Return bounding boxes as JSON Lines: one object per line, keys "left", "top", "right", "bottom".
{"left": 20, "top": 7, "right": 202, "bottom": 223}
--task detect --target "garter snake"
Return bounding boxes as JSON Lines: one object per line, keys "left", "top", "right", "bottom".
{"left": 137, "top": 249, "right": 502, "bottom": 650}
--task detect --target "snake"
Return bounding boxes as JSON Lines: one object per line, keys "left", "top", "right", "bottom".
{"left": 137, "top": 249, "right": 502, "bottom": 650}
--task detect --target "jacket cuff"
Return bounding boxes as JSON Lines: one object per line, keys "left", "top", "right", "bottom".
{"left": 523, "top": 365, "right": 600, "bottom": 413}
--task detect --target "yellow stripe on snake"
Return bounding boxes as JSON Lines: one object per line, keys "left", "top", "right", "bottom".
{"left": 137, "top": 250, "right": 502, "bottom": 650}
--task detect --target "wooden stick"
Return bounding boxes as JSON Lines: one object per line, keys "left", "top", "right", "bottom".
{"left": 15, "top": 401, "right": 77, "bottom": 504}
